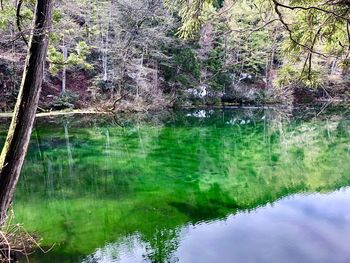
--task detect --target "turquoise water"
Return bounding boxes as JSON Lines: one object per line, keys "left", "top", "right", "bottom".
{"left": 1, "top": 107, "right": 350, "bottom": 262}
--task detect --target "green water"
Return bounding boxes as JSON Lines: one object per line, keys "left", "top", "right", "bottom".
{"left": 1, "top": 107, "right": 350, "bottom": 262}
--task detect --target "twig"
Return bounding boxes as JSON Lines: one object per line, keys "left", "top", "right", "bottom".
{"left": 0, "top": 230, "right": 11, "bottom": 263}
{"left": 16, "top": 0, "right": 29, "bottom": 46}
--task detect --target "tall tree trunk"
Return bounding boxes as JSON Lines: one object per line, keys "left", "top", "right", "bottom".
{"left": 102, "top": 0, "right": 112, "bottom": 82}
{"left": 0, "top": 0, "right": 53, "bottom": 226}
{"left": 62, "top": 50, "right": 67, "bottom": 93}
{"left": 62, "top": 38, "right": 68, "bottom": 94}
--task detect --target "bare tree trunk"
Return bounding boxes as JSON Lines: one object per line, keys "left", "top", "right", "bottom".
{"left": 136, "top": 49, "right": 144, "bottom": 98}
{"left": 0, "top": 0, "right": 53, "bottom": 226}
{"left": 102, "top": 0, "right": 113, "bottom": 82}
{"left": 62, "top": 40, "right": 68, "bottom": 94}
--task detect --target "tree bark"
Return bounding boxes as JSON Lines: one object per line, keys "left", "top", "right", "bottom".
{"left": 62, "top": 45, "right": 68, "bottom": 94}
{"left": 0, "top": 0, "right": 53, "bottom": 226}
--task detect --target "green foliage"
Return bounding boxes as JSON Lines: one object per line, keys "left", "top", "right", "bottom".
{"left": 48, "top": 47, "right": 64, "bottom": 75}
{"left": 48, "top": 41, "right": 92, "bottom": 75}
{"left": 175, "top": 74, "right": 193, "bottom": 86}
{"left": 206, "top": 47, "right": 224, "bottom": 72}
{"left": 276, "top": 63, "right": 325, "bottom": 89}
{"left": 275, "top": 64, "right": 300, "bottom": 88}
{"left": 164, "top": 0, "right": 206, "bottom": 38}
{"left": 52, "top": 9, "right": 63, "bottom": 23}
{"left": 166, "top": 0, "right": 350, "bottom": 91}
{"left": 204, "top": 43, "right": 232, "bottom": 91}
{"left": 209, "top": 72, "right": 232, "bottom": 91}
{"left": 0, "top": 6, "right": 16, "bottom": 29}
{"left": 299, "top": 69, "right": 325, "bottom": 89}
{"left": 92, "top": 77, "right": 114, "bottom": 92}
{"left": 227, "top": 2, "right": 274, "bottom": 79}
{"left": 174, "top": 48, "right": 201, "bottom": 80}
{"left": 0, "top": 1, "right": 32, "bottom": 29}
{"left": 212, "top": 0, "right": 224, "bottom": 8}
{"left": 52, "top": 91, "right": 79, "bottom": 109}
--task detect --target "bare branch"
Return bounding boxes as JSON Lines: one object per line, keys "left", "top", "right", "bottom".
{"left": 16, "top": 0, "right": 29, "bottom": 46}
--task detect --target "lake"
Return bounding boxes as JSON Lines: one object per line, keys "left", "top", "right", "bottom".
{"left": 1, "top": 107, "right": 350, "bottom": 263}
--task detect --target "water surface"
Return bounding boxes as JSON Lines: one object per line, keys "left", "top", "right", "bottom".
{"left": 1, "top": 107, "right": 349, "bottom": 262}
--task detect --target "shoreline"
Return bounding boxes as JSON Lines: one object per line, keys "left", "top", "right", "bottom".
{"left": 0, "top": 109, "right": 111, "bottom": 118}
{"left": 0, "top": 101, "right": 347, "bottom": 119}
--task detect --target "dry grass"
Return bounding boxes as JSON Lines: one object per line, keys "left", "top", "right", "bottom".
{"left": 0, "top": 211, "right": 54, "bottom": 263}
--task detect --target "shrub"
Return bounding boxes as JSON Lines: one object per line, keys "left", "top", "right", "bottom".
{"left": 52, "top": 91, "right": 79, "bottom": 109}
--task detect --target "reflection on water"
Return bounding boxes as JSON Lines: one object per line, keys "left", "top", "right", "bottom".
{"left": 0, "top": 107, "right": 349, "bottom": 262}
{"left": 84, "top": 189, "right": 350, "bottom": 263}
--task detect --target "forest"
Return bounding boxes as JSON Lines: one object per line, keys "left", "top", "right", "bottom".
{"left": 0, "top": 0, "right": 350, "bottom": 262}
{"left": 0, "top": 0, "right": 350, "bottom": 113}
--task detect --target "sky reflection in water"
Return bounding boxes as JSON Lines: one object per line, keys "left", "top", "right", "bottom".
{"left": 84, "top": 189, "right": 350, "bottom": 263}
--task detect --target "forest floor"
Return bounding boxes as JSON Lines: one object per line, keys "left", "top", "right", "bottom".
{"left": 40, "top": 70, "right": 92, "bottom": 109}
